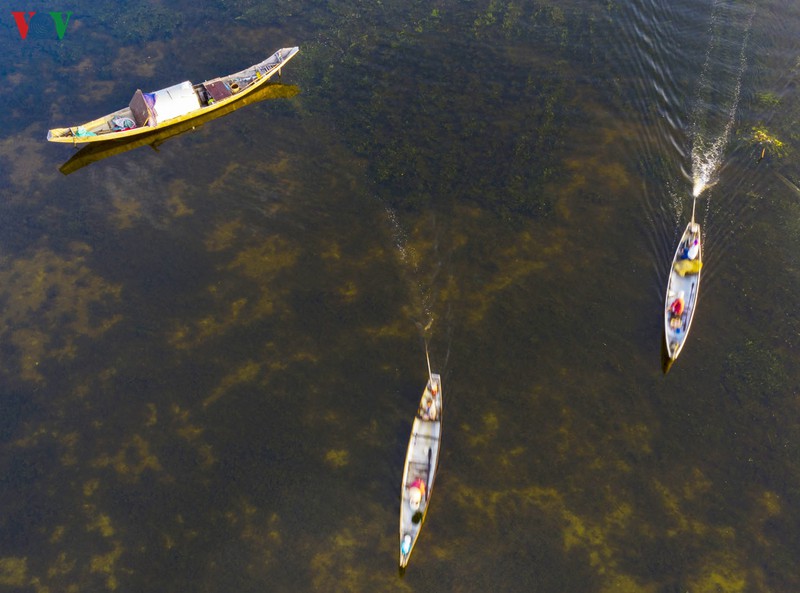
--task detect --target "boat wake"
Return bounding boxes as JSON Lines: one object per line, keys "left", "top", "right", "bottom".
{"left": 690, "top": 0, "right": 755, "bottom": 197}
{"left": 381, "top": 202, "right": 454, "bottom": 376}
{"left": 384, "top": 205, "right": 436, "bottom": 336}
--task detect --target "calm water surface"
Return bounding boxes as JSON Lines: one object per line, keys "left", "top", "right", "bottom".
{"left": 1, "top": 0, "right": 800, "bottom": 591}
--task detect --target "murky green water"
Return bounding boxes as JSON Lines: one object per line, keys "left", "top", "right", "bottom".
{"left": 1, "top": 0, "right": 800, "bottom": 591}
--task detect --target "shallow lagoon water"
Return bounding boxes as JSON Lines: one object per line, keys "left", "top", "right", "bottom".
{"left": 1, "top": 1, "right": 800, "bottom": 591}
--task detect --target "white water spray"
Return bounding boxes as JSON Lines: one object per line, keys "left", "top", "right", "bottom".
{"left": 690, "top": 3, "right": 755, "bottom": 198}
{"left": 386, "top": 206, "right": 414, "bottom": 267}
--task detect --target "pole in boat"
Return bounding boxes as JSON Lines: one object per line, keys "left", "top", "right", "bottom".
{"left": 691, "top": 194, "right": 697, "bottom": 228}
{"left": 423, "top": 340, "right": 435, "bottom": 503}
{"left": 425, "top": 448, "right": 432, "bottom": 501}
{"left": 424, "top": 340, "right": 433, "bottom": 387}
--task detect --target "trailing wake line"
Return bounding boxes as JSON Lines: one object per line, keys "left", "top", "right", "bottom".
{"left": 384, "top": 205, "right": 434, "bottom": 334}
{"left": 690, "top": 2, "right": 755, "bottom": 197}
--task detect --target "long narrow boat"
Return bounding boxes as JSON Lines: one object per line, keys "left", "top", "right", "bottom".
{"left": 47, "top": 47, "right": 299, "bottom": 145}
{"left": 399, "top": 372, "right": 442, "bottom": 570}
{"left": 664, "top": 219, "right": 702, "bottom": 362}
{"left": 57, "top": 83, "right": 300, "bottom": 175}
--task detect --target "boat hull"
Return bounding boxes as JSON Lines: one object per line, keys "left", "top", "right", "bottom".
{"left": 57, "top": 82, "right": 299, "bottom": 175}
{"left": 664, "top": 222, "right": 702, "bottom": 361}
{"left": 47, "top": 47, "right": 299, "bottom": 145}
{"left": 399, "top": 373, "right": 442, "bottom": 569}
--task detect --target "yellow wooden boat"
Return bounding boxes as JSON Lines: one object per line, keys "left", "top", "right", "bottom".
{"left": 47, "top": 47, "right": 299, "bottom": 145}
{"left": 57, "top": 83, "right": 300, "bottom": 175}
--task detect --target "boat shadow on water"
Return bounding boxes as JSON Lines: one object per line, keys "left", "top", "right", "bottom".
{"left": 57, "top": 82, "right": 300, "bottom": 175}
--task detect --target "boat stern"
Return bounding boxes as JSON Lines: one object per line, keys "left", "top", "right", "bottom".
{"left": 399, "top": 534, "right": 412, "bottom": 567}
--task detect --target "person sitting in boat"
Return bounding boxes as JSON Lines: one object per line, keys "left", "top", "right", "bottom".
{"left": 669, "top": 292, "right": 685, "bottom": 329}
{"left": 418, "top": 381, "right": 439, "bottom": 420}
{"left": 682, "top": 237, "right": 699, "bottom": 260}
{"left": 409, "top": 478, "right": 426, "bottom": 510}
{"left": 420, "top": 395, "right": 436, "bottom": 421}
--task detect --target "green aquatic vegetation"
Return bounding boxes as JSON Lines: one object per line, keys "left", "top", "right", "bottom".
{"left": 474, "top": 0, "right": 499, "bottom": 32}
{"left": 202, "top": 359, "right": 262, "bottom": 407}
{"left": 722, "top": 338, "right": 786, "bottom": 403}
{"left": 89, "top": 542, "right": 123, "bottom": 590}
{"left": 502, "top": 3, "right": 523, "bottom": 35}
{"left": 221, "top": 0, "right": 310, "bottom": 24}
{"left": 752, "top": 127, "right": 784, "bottom": 148}
{"left": 755, "top": 91, "right": 781, "bottom": 107}
{"left": 291, "top": 0, "right": 609, "bottom": 222}
{"left": 685, "top": 553, "right": 747, "bottom": 593}
{"left": 0, "top": 557, "right": 27, "bottom": 587}
{"left": 91, "top": 434, "right": 164, "bottom": 480}
{"left": 323, "top": 448, "right": 350, "bottom": 468}
{"left": 736, "top": 120, "right": 788, "bottom": 163}
{"left": 91, "top": 2, "right": 185, "bottom": 43}
{"left": 0, "top": 245, "right": 121, "bottom": 383}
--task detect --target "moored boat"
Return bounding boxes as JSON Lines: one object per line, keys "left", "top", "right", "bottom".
{"left": 664, "top": 220, "right": 702, "bottom": 362}
{"left": 47, "top": 47, "right": 299, "bottom": 145}
{"left": 57, "top": 82, "right": 300, "bottom": 175}
{"left": 399, "top": 372, "right": 442, "bottom": 570}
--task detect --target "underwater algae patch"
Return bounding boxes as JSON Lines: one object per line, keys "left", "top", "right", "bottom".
{"left": 88, "top": 541, "right": 124, "bottom": 591}
{"left": 200, "top": 499, "right": 286, "bottom": 581}
{"left": 0, "top": 244, "right": 122, "bottom": 383}
{"left": 0, "top": 557, "right": 27, "bottom": 587}
{"left": 461, "top": 411, "right": 501, "bottom": 448}
{"left": 685, "top": 552, "right": 747, "bottom": 593}
{"left": 0, "top": 468, "right": 128, "bottom": 591}
{"left": 202, "top": 359, "right": 262, "bottom": 407}
{"left": 169, "top": 235, "right": 299, "bottom": 350}
{"left": 309, "top": 507, "right": 414, "bottom": 593}
{"left": 401, "top": 202, "right": 568, "bottom": 328}
{"left": 106, "top": 177, "right": 195, "bottom": 231}
{"left": 441, "top": 374, "right": 793, "bottom": 592}
{"left": 0, "top": 127, "right": 54, "bottom": 197}
{"left": 449, "top": 397, "right": 646, "bottom": 575}
{"left": 1, "top": 397, "right": 224, "bottom": 591}
{"left": 445, "top": 466, "right": 758, "bottom": 591}
{"left": 445, "top": 476, "right": 656, "bottom": 591}
{"left": 205, "top": 218, "right": 249, "bottom": 253}
{"left": 650, "top": 470, "right": 720, "bottom": 539}
{"left": 207, "top": 152, "right": 303, "bottom": 208}
{"left": 91, "top": 434, "right": 164, "bottom": 481}
{"left": 87, "top": 513, "right": 116, "bottom": 538}
{"left": 109, "top": 42, "right": 168, "bottom": 80}
{"left": 324, "top": 448, "right": 350, "bottom": 468}
{"left": 597, "top": 574, "right": 657, "bottom": 593}
{"left": 197, "top": 339, "right": 320, "bottom": 408}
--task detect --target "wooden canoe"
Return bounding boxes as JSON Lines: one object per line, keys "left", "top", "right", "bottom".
{"left": 47, "top": 47, "right": 299, "bottom": 145}
{"left": 57, "top": 82, "right": 300, "bottom": 175}
{"left": 399, "top": 373, "right": 442, "bottom": 569}
{"left": 664, "top": 221, "right": 702, "bottom": 361}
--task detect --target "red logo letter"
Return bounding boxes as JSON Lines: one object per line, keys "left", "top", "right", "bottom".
{"left": 12, "top": 11, "right": 36, "bottom": 40}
